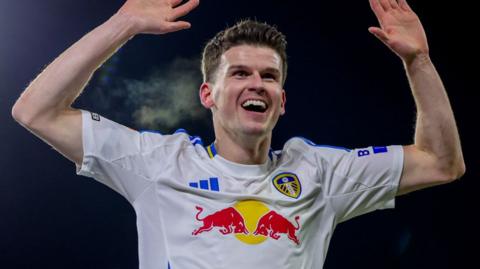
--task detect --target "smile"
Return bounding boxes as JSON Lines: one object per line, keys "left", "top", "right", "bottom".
{"left": 241, "top": 99, "right": 268, "bottom": 113}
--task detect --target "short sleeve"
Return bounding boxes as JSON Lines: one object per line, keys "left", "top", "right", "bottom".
{"left": 319, "top": 145, "right": 404, "bottom": 223}
{"left": 75, "top": 109, "right": 155, "bottom": 203}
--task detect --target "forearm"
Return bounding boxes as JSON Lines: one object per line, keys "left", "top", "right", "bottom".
{"left": 405, "top": 54, "right": 465, "bottom": 176}
{"left": 12, "top": 12, "right": 136, "bottom": 124}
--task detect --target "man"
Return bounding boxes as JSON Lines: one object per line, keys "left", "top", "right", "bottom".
{"left": 11, "top": 0, "right": 465, "bottom": 268}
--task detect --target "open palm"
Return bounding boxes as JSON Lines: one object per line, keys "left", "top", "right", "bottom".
{"left": 118, "top": 0, "right": 200, "bottom": 35}
{"left": 368, "top": 0, "right": 429, "bottom": 63}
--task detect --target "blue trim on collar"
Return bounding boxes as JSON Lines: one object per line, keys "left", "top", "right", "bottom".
{"left": 210, "top": 143, "right": 217, "bottom": 157}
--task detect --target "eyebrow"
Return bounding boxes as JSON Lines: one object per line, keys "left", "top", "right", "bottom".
{"left": 228, "top": 65, "right": 281, "bottom": 76}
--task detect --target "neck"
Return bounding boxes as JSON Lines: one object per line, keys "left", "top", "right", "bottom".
{"left": 213, "top": 127, "right": 271, "bottom": 165}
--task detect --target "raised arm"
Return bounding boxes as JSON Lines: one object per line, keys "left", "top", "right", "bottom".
{"left": 368, "top": 0, "right": 465, "bottom": 196}
{"left": 11, "top": 0, "right": 200, "bottom": 166}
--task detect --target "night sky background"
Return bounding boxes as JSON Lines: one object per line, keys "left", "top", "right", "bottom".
{"left": 1, "top": 0, "right": 478, "bottom": 268}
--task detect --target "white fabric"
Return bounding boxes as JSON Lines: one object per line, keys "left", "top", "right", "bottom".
{"left": 76, "top": 109, "right": 404, "bottom": 269}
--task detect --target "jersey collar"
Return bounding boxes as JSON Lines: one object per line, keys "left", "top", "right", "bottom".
{"left": 206, "top": 143, "right": 274, "bottom": 177}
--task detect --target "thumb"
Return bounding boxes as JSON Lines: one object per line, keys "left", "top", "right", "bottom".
{"left": 162, "top": 21, "right": 192, "bottom": 34}
{"left": 368, "top": 27, "right": 389, "bottom": 44}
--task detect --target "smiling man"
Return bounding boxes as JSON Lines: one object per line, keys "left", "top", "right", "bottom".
{"left": 11, "top": 0, "right": 465, "bottom": 268}
{"left": 201, "top": 41, "right": 287, "bottom": 164}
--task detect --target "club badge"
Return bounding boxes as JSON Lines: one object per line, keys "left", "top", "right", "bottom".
{"left": 272, "top": 172, "right": 301, "bottom": 199}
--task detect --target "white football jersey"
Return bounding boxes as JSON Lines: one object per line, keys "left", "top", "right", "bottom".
{"left": 76, "top": 109, "right": 404, "bottom": 269}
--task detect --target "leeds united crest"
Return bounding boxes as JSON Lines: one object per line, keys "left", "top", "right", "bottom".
{"left": 272, "top": 172, "right": 302, "bottom": 199}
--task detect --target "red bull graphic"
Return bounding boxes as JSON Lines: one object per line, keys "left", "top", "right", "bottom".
{"left": 192, "top": 200, "right": 301, "bottom": 245}
{"left": 253, "top": 211, "right": 300, "bottom": 245}
{"left": 192, "top": 206, "right": 249, "bottom": 235}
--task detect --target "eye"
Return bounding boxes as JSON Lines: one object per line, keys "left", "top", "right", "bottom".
{"left": 262, "top": 73, "right": 278, "bottom": 81}
{"left": 233, "top": 70, "right": 249, "bottom": 78}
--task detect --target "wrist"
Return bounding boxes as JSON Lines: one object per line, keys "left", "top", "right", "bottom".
{"left": 109, "top": 11, "right": 140, "bottom": 39}
{"left": 404, "top": 52, "right": 432, "bottom": 70}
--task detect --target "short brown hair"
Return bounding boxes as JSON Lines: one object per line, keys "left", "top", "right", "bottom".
{"left": 201, "top": 19, "right": 288, "bottom": 85}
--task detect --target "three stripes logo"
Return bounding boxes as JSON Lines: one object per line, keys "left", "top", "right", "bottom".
{"left": 189, "top": 177, "right": 220, "bottom": 192}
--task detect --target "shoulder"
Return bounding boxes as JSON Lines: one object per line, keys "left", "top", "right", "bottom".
{"left": 136, "top": 128, "right": 206, "bottom": 155}
{"left": 280, "top": 136, "right": 352, "bottom": 157}
{"left": 272, "top": 136, "right": 353, "bottom": 168}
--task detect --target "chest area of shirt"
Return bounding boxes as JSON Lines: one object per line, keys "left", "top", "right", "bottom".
{"left": 163, "top": 165, "right": 318, "bottom": 202}
{"left": 157, "top": 156, "right": 320, "bottom": 198}
{"left": 156, "top": 162, "right": 324, "bottom": 240}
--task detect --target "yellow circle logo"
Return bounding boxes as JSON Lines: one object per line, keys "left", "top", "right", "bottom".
{"left": 234, "top": 200, "right": 270, "bottom": 244}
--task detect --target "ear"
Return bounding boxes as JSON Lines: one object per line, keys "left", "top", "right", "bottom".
{"left": 280, "top": 89, "right": 286, "bottom": 115}
{"left": 199, "top": 82, "right": 215, "bottom": 109}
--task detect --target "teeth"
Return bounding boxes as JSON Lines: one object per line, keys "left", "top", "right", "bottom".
{"left": 242, "top": 99, "right": 267, "bottom": 109}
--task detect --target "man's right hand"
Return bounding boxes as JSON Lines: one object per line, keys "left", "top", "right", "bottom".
{"left": 117, "top": 0, "right": 200, "bottom": 35}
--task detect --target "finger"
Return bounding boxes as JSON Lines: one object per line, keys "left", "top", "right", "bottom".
{"left": 164, "top": 21, "right": 192, "bottom": 33}
{"left": 398, "top": 0, "right": 413, "bottom": 12}
{"left": 369, "top": 0, "right": 385, "bottom": 17}
{"left": 368, "top": 27, "right": 389, "bottom": 43}
{"left": 388, "top": 0, "right": 399, "bottom": 9}
{"left": 170, "top": 0, "right": 183, "bottom": 8}
{"left": 378, "top": 0, "right": 391, "bottom": 11}
{"left": 172, "top": 0, "right": 200, "bottom": 19}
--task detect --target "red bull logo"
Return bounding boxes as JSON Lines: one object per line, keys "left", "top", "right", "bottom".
{"left": 253, "top": 211, "right": 300, "bottom": 245}
{"left": 192, "top": 200, "right": 301, "bottom": 245}
{"left": 192, "top": 206, "right": 249, "bottom": 235}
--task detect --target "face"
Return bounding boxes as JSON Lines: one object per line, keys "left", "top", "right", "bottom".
{"left": 200, "top": 45, "right": 286, "bottom": 138}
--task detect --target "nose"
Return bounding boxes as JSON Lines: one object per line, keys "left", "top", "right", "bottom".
{"left": 247, "top": 72, "right": 265, "bottom": 93}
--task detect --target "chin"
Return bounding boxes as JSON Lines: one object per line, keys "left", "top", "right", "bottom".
{"left": 240, "top": 123, "right": 271, "bottom": 136}
{"left": 243, "top": 129, "right": 266, "bottom": 136}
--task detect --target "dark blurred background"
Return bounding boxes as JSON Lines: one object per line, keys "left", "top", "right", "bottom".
{"left": 1, "top": 0, "right": 477, "bottom": 268}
